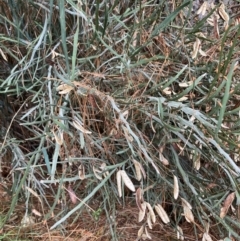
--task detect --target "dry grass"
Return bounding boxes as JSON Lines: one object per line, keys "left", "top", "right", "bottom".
{"left": 1, "top": 0, "right": 240, "bottom": 240}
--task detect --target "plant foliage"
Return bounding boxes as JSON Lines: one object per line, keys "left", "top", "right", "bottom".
{"left": 0, "top": 0, "right": 240, "bottom": 240}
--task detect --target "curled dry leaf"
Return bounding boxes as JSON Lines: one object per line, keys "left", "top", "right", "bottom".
{"left": 78, "top": 164, "right": 85, "bottom": 180}
{"left": 146, "top": 202, "right": 156, "bottom": 224}
{"left": 173, "top": 175, "right": 179, "bottom": 200}
{"left": 120, "top": 170, "right": 136, "bottom": 192}
{"left": 117, "top": 170, "right": 122, "bottom": 197}
{"left": 155, "top": 204, "right": 170, "bottom": 224}
{"left": 220, "top": 192, "right": 235, "bottom": 218}
{"left": 138, "top": 201, "right": 147, "bottom": 222}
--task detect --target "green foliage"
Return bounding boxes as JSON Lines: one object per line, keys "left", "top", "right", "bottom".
{"left": 0, "top": 0, "right": 240, "bottom": 240}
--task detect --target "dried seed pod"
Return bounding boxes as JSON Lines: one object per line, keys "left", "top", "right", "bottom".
{"left": 67, "top": 186, "right": 77, "bottom": 204}
{"left": 78, "top": 164, "right": 85, "bottom": 180}
{"left": 138, "top": 201, "right": 147, "bottom": 222}
{"left": 137, "top": 225, "right": 144, "bottom": 238}
{"left": 146, "top": 202, "right": 156, "bottom": 224}
{"left": 116, "top": 170, "right": 122, "bottom": 197}
{"left": 120, "top": 170, "right": 135, "bottom": 192}
{"left": 147, "top": 212, "right": 153, "bottom": 229}
{"left": 155, "top": 204, "right": 170, "bottom": 224}
{"left": 136, "top": 188, "right": 144, "bottom": 211}
{"left": 173, "top": 175, "right": 179, "bottom": 200}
